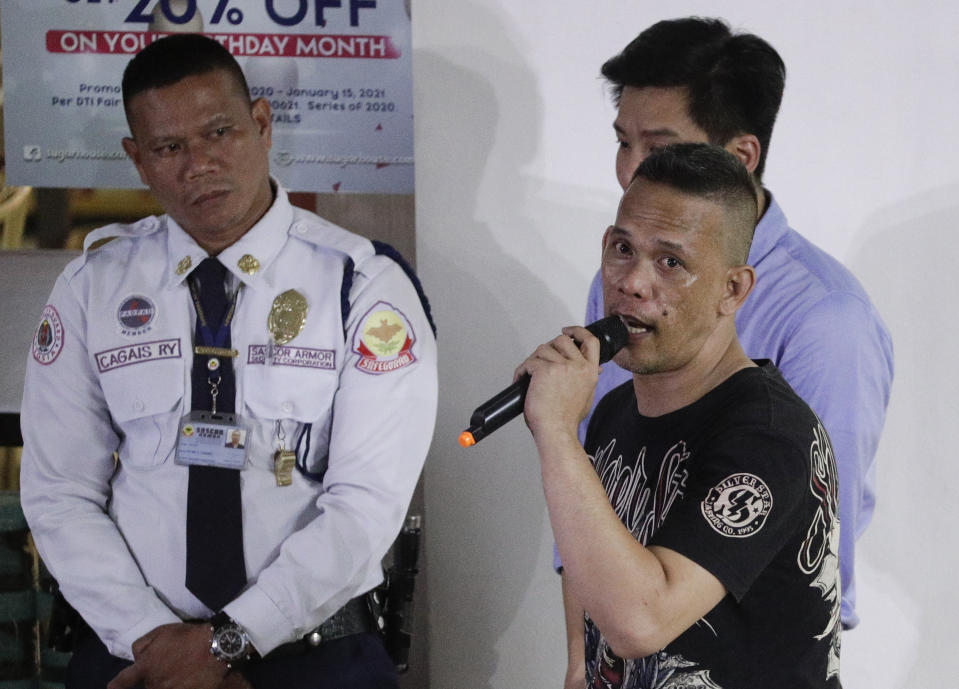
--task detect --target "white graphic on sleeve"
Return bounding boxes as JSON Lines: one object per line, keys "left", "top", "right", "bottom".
{"left": 798, "top": 422, "right": 841, "bottom": 680}
{"left": 701, "top": 473, "right": 772, "bottom": 537}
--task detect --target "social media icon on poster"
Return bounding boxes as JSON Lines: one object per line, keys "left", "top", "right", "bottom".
{"left": 23, "top": 145, "right": 42, "bottom": 162}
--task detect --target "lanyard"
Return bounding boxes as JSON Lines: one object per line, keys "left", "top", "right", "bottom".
{"left": 187, "top": 274, "right": 240, "bottom": 350}
{"left": 188, "top": 275, "right": 241, "bottom": 413}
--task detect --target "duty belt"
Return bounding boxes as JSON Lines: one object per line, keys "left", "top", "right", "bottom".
{"left": 263, "top": 596, "right": 375, "bottom": 659}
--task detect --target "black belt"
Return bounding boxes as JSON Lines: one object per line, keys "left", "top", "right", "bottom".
{"left": 62, "top": 594, "right": 373, "bottom": 662}
{"left": 262, "top": 596, "right": 375, "bottom": 660}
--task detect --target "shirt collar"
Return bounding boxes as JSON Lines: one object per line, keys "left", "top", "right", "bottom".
{"left": 746, "top": 189, "right": 789, "bottom": 266}
{"left": 166, "top": 182, "right": 294, "bottom": 288}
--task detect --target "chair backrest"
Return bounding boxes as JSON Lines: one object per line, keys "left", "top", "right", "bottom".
{"left": 0, "top": 187, "right": 35, "bottom": 250}
{"left": 0, "top": 251, "right": 80, "bottom": 441}
{"left": 0, "top": 252, "right": 77, "bottom": 687}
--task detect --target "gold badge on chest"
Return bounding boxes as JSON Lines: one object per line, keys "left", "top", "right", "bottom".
{"left": 268, "top": 289, "right": 308, "bottom": 345}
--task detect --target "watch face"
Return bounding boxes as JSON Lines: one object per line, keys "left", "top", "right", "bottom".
{"left": 214, "top": 625, "right": 248, "bottom": 660}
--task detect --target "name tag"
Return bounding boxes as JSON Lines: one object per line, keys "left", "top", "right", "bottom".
{"left": 95, "top": 338, "right": 182, "bottom": 373}
{"left": 175, "top": 411, "right": 248, "bottom": 470}
{"left": 247, "top": 344, "right": 335, "bottom": 370}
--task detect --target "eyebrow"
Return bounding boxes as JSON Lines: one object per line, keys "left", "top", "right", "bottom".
{"left": 141, "top": 113, "right": 233, "bottom": 146}
{"left": 609, "top": 226, "right": 686, "bottom": 253}
{"left": 613, "top": 122, "right": 682, "bottom": 139}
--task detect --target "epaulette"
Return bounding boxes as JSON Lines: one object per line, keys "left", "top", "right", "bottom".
{"left": 288, "top": 209, "right": 436, "bottom": 336}
{"left": 66, "top": 216, "right": 164, "bottom": 278}
{"left": 287, "top": 208, "right": 375, "bottom": 267}
{"left": 81, "top": 216, "right": 162, "bottom": 256}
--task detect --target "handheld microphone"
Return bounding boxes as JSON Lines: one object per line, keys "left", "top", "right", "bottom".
{"left": 458, "top": 316, "right": 629, "bottom": 447}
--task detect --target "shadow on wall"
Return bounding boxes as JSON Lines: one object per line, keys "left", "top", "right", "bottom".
{"left": 414, "top": 4, "right": 586, "bottom": 687}
{"left": 842, "top": 185, "right": 959, "bottom": 689}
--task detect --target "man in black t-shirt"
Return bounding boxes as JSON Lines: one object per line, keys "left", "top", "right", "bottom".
{"left": 517, "top": 143, "right": 840, "bottom": 688}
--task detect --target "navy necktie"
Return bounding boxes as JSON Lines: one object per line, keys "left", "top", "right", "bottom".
{"left": 185, "top": 257, "right": 247, "bottom": 611}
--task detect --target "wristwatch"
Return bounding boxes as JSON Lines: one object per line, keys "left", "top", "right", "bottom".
{"left": 209, "top": 612, "right": 253, "bottom": 668}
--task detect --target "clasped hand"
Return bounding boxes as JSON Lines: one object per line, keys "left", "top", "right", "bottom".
{"left": 107, "top": 622, "right": 252, "bottom": 689}
{"left": 514, "top": 326, "right": 601, "bottom": 440}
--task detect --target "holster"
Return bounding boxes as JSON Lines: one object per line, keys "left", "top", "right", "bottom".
{"left": 47, "top": 584, "right": 88, "bottom": 653}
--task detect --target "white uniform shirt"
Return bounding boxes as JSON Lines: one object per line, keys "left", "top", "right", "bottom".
{"left": 19, "top": 187, "right": 438, "bottom": 659}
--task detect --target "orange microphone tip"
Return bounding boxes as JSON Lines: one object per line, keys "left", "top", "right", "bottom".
{"left": 458, "top": 431, "right": 476, "bottom": 448}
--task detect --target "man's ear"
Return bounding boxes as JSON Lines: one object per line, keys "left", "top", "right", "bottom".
{"left": 719, "top": 264, "right": 756, "bottom": 316}
{"left": 601, "top": 226, "right": 613, "bottom": 253}
{"left": 251, "top": 98, "right": 272, "bottom": 148}
{"left": 724, "top": 134, "right": 762, "bottom": 175}
{"left": 121, "top": 137, "right": 150, "bottom": 187}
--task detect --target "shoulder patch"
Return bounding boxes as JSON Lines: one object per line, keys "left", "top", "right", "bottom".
{"left": 353, "top": 301, "right": 416, "bottom": 374}
{"left": 32, "top": 305, "right": 65, "bottom": 365}
{"left": 701, "top": 472, "right": 773, "bottom": 538}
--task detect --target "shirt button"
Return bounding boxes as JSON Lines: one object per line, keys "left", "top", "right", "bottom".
{"left": 281, "top": 401, "right": 294, "bottom": 414}
{"left": 294, "top": 223, "right": 307, "bottom": 235}
{"left": 133, "top": 399, "right": 145, "bottom": 412}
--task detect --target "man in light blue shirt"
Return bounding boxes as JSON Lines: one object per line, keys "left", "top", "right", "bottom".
{"left": 560, "top": 19, "right": 893, "bottom": 686}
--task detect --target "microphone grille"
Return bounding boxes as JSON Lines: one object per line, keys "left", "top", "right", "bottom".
{"left": 586, "top": 316, "right": 629, "bottom": 364}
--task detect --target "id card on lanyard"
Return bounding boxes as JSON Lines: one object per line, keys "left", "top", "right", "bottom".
{"left": 176, "top": 274, "right": 249, "bottom": 470}
{"left": 176, "top": 411, "right": 248, "bottom": 470}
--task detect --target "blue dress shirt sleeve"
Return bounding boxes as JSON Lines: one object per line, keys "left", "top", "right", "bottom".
{"left": 769, "top": 289, "right": 893, "bottom": 627}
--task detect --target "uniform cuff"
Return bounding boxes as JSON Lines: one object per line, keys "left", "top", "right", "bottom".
{"left": 224, "top": 586, "right": 296, "bottom": 656}
{"left": 113, "top": 606, "right": 182, "bottom": 660}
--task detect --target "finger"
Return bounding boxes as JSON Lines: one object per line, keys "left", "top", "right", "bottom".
{"left": 549, "top": 332, "right": 586, "bottom": 358}
{"left": 535, "top": 339, "right": 573, "bottom": 362}
{"left": 562, "top": 326, "right": 600, "bottom": 363}
{"left": 513, "top": 340, "right": 563, "bottom": 382}
{"left": 107, "top": 663, "right": 145, "bottom": 689}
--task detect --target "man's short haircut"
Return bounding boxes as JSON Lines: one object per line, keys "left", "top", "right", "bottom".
{"left": 633, "top": 142, "right": 758, "bottom": 264}
{"left": 122, "top": 33, "right": 250, "bottom": 120}
{"left": 602, "top": 17, "right": 785, "bottom": 180}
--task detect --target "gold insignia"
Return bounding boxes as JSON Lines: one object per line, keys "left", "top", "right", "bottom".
{"left": 194, "top": 346, "right": 238, "bottom": 358}
{"left": 238, "top": 254, "right": 260, "bottom": 275}
{"left": 176, "top": 256, "right": 192, "bottom": 275}
{"left": 268, "top": 290, "right": 308, "bottom": 345}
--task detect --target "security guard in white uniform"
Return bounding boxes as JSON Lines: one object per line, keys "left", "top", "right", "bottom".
{"left": 19, "top": 34, "right": 437, "bottom": 689}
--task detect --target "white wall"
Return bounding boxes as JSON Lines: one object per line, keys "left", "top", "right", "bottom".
{"left": 413, "top": 2, "right": 959, "bottom": 687}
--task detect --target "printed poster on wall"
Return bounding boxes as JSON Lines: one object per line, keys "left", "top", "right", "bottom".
{"left": 0, "top": 0, "right": 414, "bottom": 193}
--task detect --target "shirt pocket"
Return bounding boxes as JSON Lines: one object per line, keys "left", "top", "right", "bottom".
{"left": 100, "top": 361, "right": 185, "bottom": 470}
{"left": 241, "top": 364, "right": 338, "bottom": 472}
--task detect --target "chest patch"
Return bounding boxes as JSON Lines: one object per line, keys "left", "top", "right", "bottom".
{"left": 117, "top": 295, "right": 156, "bottom": 336}
{"left": 701, "top": 472, "right": 773, "bottom": 538}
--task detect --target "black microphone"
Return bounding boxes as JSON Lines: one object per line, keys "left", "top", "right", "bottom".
{"left": 458, "top": 316, "right": 629, "bottom": 447}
